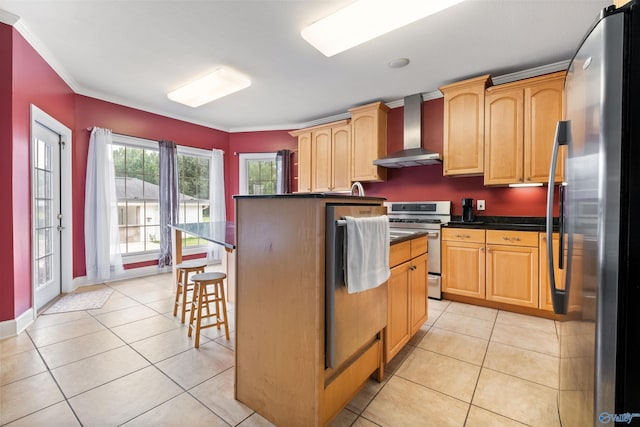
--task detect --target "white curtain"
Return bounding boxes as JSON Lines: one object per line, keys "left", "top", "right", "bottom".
{"left": 208, "top": 149, "right": 226, "bottom": 262}
{"left": 84, "top": 127, "right": 123, "bottom": 280}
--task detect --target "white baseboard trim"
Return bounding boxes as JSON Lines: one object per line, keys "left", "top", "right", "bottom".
{"left": 0, "top": 308, "right": 34, "bottom": 339}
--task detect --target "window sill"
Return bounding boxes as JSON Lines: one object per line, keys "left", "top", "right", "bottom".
{"left": 122, "top": 246, "right": 208, "bottom": 265}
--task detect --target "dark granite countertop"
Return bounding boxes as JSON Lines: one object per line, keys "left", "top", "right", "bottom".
{"left": 390, "top": 230, "right": 428, "bottom": 245}
{"left": 444, "top": 216, "right": 559, "bottom": 232}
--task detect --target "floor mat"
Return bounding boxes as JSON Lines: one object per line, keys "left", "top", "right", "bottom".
{"left": 44, "top": 288, "right": 114, "bottom": 314}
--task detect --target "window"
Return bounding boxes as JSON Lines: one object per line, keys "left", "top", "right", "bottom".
{"left": 111, "top": 136, "right": 212, "bottom": 258}
{"left": 177, "top": 148, "right": 210, "bottom": 248}
{"left": 239, "top": 152, "right": 277, "bottom": 195}
{"left": 112, "top": 142, "right": 160, "bottom": 255}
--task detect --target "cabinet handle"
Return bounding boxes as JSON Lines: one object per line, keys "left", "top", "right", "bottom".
{"left": 457, "top": 234, "right": 471, "bottom": 239}
{"left": 480, "top": 247, "right": 485, "bottom": 252}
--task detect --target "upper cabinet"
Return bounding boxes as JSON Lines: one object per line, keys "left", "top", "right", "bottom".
{"left": 290, "top": 119, "right": 351, "bottom": 193}
{"left": 296, "top": 132, "right": 312, "bottom": 193}
{"left": 440, "top": 75, "right": 492, "bottom": 176}
{"left": 484, "top": 71, "right": 565, "bottom": 185}
{"left": 291, "top": 101, "right": 387, "bottom": 193}
{"left": 484, "top": 85, "right": 525, "bottom": 185}
{"left": 349, "top": 102, "right": 389, "bottom": 182}
{"left": 524, "top": 73, "right": 565, "bottom": 183}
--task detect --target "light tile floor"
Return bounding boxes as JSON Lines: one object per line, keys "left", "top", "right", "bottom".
{"left": 1, "top": 272, "right": 560, "bottom": 426}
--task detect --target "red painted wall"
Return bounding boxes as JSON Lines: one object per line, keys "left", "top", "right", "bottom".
{"left": 228, "top": 130, "right": 298, "bottom": 218}
{"left": 3, "top": 25, "right": 75, "bottom": 321}
{"left": 0, "top": 24, "right": 15, "bottom": 322}
{"left": 363, "top": 99, "right": 554, "bottom": 217}
{"left": 74, "top": 95, "right": 230, "bottom": 276}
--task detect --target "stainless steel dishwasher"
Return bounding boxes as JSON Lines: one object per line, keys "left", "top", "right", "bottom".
{"left": 325, "top": 203, "right": 388, "bottom": 370}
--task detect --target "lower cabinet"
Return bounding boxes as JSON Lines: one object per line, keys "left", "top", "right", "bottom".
{"left": 443, "top": 227, "right": 561, "bottom": 312}
{"left": 539, "top": 232, "right": 564, "bottom": 311}
{"left": 486, "top": 230, "right": 539, "bottom": 308}
{"left": 385, "top": 237, "right": 428, "bottom": 362}
{"left": 441, "top": 229, "right": 486, "bottom": 298}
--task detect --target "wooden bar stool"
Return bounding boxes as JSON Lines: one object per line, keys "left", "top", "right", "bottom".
{"left": 188, "top": 272, "right": 230, "bottom": 348}
{"left": 173, "top": 261, "right": 206, "bottom": 323}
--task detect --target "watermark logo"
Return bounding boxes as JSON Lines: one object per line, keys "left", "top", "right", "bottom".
{"left": 599, "top": 412, "right": 640, "bottom": 424}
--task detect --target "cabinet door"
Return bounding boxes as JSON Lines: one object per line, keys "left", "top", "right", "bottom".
{"left": 331, "top": 124, "right": 351, "bottom": 191}
{"left": 385, "top": 261, "right": 411, "bottom": 362}
{"left": 312, "top": 128, "right": 332, "bottom": 192}
{"left": 441, "top": 240, "right": 485, "bottom": 299}
{"left": 297, "top": 132, "right": 312, "bottom": 192}
{"left": 486, "top": 245, "right": 539, "bottom": 308}
{"left": 350, "top": 103, "right": 387, "bottom": 182}
{"left": 443, "top": 86, "right": 485, "bottom": 175}
{"left": 524, "top": 76, "right": 565, "bottom": 183}
{"left": 409, "top": 253, "right": 428, "bottom": 336}
{"left": 539, "top": 233, "right": 566, "bottom": 311}
{"left": 484, "top": 88, "right": 524, "bottom": 185}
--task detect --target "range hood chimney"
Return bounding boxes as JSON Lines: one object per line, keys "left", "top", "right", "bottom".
{"left": 373, "top": 94, "right": 442, "bottom": 168}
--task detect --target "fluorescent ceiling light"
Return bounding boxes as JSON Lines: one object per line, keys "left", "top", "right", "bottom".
{"left": 168, "top": 68, "right": 251, "bottom": 107}
{"left": 301, "top": 0, "right": 465, "bottom": 57}
{"left": 508, "top": 183, "right": 544, "bottom": 188}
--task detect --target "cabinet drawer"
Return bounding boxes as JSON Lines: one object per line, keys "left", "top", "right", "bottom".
{"left": 486, "top": 230, "right": 537, "bottom": 247}
{"left": 410, "top": 236, "right": 428, "bottom": 257}
{"left": 390, "top": 240, "right": 411, "bottom": 267}
{"left": 442, "top": 228, "right": 485, "bottom": 243}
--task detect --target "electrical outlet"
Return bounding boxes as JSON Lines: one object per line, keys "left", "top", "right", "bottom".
{"left": 477, "top": 200, "right": 485, "bottom": 211}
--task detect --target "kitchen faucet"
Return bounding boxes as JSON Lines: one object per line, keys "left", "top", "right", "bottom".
{"left": 350, "top": 181, "right": 365, "bottom": 197}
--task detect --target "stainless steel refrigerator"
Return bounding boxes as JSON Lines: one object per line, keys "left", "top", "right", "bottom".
{"left": 546, "top": 2, "right": 640, "bottom": 425}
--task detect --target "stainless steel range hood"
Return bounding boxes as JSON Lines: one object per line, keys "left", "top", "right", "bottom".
{"left": 373, "top": 94, "right": 442, "bottom": 168}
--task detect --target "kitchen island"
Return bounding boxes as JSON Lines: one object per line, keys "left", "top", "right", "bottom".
{"left": 233, "top": 194, "right": 388, "bottom": 427}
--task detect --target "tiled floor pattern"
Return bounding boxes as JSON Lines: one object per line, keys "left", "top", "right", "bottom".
{"left": 1, "top": 272, "right": 560, "bottom": 426}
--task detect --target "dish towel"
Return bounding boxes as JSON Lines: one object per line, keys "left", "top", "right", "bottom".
{"left": 344, "top": 215, "right": 390, "bottom": 294}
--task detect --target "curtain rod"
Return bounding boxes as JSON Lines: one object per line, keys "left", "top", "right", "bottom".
{"left": 86, "top": 127, "right": 225, "bottom": 154}
{"left": 85, "top": 127, "right": 156, "bottom": 143}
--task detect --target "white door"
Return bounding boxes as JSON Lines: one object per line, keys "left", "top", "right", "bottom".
{"left": 33, "top": 122, "right": 62, "bottom": 311}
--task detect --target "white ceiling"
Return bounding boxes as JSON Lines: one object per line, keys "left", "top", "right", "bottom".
{"left": 0, "top": 0, "right": 612, "bottom": 132}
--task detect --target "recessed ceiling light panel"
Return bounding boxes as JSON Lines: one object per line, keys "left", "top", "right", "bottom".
{"left": 301, "top": 0, "right": 465, "bottom": 57}
{"left": 168, "top": 67, "right": 251, "bottom": 108}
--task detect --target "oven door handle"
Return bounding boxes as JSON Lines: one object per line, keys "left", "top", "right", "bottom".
{"left": 426, "top": 231, "right": 439, "bottom": 238}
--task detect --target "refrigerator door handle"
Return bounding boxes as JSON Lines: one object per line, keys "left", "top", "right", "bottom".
{"left": 546, "top": 120, "right": 570, "bottom": 315}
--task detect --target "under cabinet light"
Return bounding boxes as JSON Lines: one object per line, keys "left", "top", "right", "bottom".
{"left": 168, "top": 68, "right": 251, "bottom": 107}
{"left": 301, "top": 0, "right": 465, "bottom": 57}
{"left": 508, "top": 183, "right": 544, "bottom": 188}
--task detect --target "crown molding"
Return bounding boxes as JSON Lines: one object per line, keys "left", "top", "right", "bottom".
{"left": 12, "top": 19, "right": 82, "bottom": 93}
{"left": 491, "top": 60, "right": 570, "bottom": 85}
{"left": 0, "top": 9, "right": 19, "bottom": 25}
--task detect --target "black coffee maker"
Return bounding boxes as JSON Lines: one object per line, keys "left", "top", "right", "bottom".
{"left": 461, "top": 198, "right": 475, "bottom": 222}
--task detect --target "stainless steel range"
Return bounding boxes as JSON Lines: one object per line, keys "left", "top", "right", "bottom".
{"left": 385, "top": 201, "right": 451, "bottom": 300}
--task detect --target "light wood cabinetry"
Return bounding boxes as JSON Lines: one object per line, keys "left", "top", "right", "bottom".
{"left": 386, "top": 237, "right": 428, "bottom": 362}
{"left": 440, "top": 74, "right": 492, "bottom": 176}
{"left": 484, "top": 71, "right": 565, "bottom": 185}
{"left": 524, "top": 74, "right": 565, "bottom": 183}
{"left": 484, "top": 87, "right": 524, "bottom": 185}
{"left": 486, "top": 230, "right": 539, "bottom": 308}
{"left": 290, "top": 120, "right": 351, "bottom": 193}
{"left": 296, "top": 132, "right": 312, "bottom": 192}
{"left": 349, "top": 102, "right": 389, "bottom": 182}
{"left": 539, "top": 232, "right": 565, "bottom": 311}
{"left": 441, "top": 228, "right": 486, "bottom": 299}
